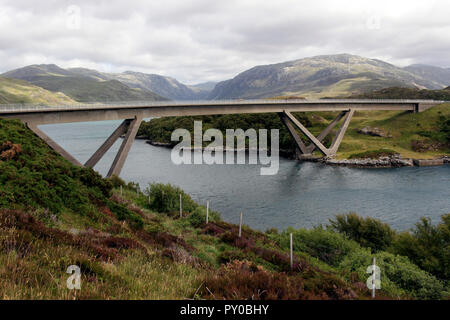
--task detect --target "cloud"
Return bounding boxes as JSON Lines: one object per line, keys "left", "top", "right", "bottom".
{"left": 0, "top": 0, "right": 449, "bottom": 84}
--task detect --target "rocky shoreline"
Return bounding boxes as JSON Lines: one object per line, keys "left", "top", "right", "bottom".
{"left": 144, "top": 139, "right": 449, "bottom": 168}
{"left": 320, "top": 155, "right": 449, "bottom": 168}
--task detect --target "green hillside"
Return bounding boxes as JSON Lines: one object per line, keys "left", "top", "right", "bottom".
{"left": 0, "top": 118, "right": 448, "bottom": 299}
{"left": 351, "top": 86, "right": 450, "bottom": 100}
{"left": 2, "top": 65, "right": 166, "bottom": 102}
{"left": 0, "top": 77, "right": 76, "bottom": 105}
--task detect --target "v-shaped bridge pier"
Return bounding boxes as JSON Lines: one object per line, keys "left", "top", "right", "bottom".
{"left": 278, "top": 109, "right": 355, "bottom": 158}
{"left": 27, "top": 115, "right": 142, "bottom": 178}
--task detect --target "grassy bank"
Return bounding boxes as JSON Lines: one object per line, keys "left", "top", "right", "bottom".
{"left": 0, "top": 118, "right": 448, "bottom": 299}
{"left": 138, "top": 103, "right": 450, "bottom": 160}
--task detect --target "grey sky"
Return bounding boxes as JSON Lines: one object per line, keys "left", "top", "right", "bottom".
{"left": 0, "top": 0, "right": 449, "bottom": 84}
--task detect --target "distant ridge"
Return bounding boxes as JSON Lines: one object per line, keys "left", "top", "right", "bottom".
{"left": 208, "top": 54, "right": 448, "bottom": 99}
{"left": 2, "top": 65, "right": 166, "bottom": 102}
{"left": 2, "top": 54, "right": 450, "bottom": 102}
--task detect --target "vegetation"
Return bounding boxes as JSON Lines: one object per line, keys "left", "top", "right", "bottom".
{"left": 139, "top": 102, "right": 450, "bottom": 160}
{"left": 0, "top": 118, "right": 448, "bottom": 299}
{"left": 348, "top": 149, "right": 397, "bottom": 159}
{"left": 351, "top": 86, "right": 450, "bottom": 100}
{"left": 2, "top": 65, "right": 165, "bottom": 103}
{"left": 0, "top": 77, "right": 76, "bottom": 105}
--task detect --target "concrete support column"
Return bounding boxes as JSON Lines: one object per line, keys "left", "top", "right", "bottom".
{"left": 283, "top": 109, "right": 354, "bottom": 157}
{"left": 278, "top": 112, "right": 309, "bottom": 156}
{"left": 107, "top": 115, "right": 143, "bottom": 178}
{"left": 283, "top": 110, "right": 332, "bottom": 156}
{"left": 27, "top": 122, "right": 82, "bottom": 166}
{"left": 85, "top": 119, "right": 131, "bottom": 168}
{"left": 305, "top": 111, "right": 347, "bottom": 154}
{"left": 328, "top": 109, "right": 354, "bottom": 154}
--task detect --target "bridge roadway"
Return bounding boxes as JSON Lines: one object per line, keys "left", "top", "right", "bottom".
{"left": 0, "top": 99, "right": 445, "bottom": 177}
{"left": 0, "top": 99, "right": 443, "bottom": 124}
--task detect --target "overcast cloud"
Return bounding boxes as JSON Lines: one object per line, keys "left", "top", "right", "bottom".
{"left": 0, "top": 0, "right": 449, "bottom": 84}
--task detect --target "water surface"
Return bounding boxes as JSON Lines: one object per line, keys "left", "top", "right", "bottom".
{"left": 40, "top": 120, "right": 450, "bottom": 231}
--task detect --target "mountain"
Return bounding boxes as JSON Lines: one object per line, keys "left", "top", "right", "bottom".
{"left": 0, "top": 76, "right": 76, "bottom": 105}
{"left": 189, "top": 81, "right": 218, "bottom": 91}
{"left": 208, "top": 54, "right": 446, "bottom": 100}
{"left": 2, "top": 65, "right": 165, "bottom": 102}
{"left": 107, "top": 71, "right": 210, "bottom": 100}
{"left": 66, "top": 68, "right": 215, "bottom": 100}
{"left": 187, "top": 82, "right": 218, "bottom": 99}
{"left": 404, "top": 64, "right": 450, "bottom": 87}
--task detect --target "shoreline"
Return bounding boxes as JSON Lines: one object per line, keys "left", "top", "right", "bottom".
{"left": 143, "top": 138, "right": 449, "bottom": 168}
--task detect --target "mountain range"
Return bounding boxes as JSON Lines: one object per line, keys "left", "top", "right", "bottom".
{"left": 208, "top": 54, "right": 450, "bottom": 99}
{"left": 1, "top": 54, "right": 450, "bottom": 103}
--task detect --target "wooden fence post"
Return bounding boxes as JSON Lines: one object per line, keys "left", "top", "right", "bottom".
{"left": 239, "top": 212, "right": 243, "bottom": 237}
{"left": 179, "top": 194, "right": 182, "bottom": 218}
{"left": 290, "top": 233, "right": 293, "bottom": 271}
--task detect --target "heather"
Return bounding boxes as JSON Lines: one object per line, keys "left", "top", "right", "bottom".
{"left": 0, "top": 118, "right": 448, "bottom": 299}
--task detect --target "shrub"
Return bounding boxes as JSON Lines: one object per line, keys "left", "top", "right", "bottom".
{"left": 329, "top": 213, "right": 395, "bottom": 252}
{"left": 391, "top": 214, "right": 450, "bottom": 280}
{"left": 107, "top": 200, "right": 144, "bottom": 229}
{"left": 278, "top": 227, "right": 363, "bottom": 266}
{"left": 339, "top": 250, "right": 445, "bottom": 300}
{"left": 188, "top": 206, "right": 220, "bottom": 228}
{"left": 145, "top": 183, "right": 198, "bottom": 214}
{"left": 217, "top": 249, "right": 249, "bottom": 264}
{"left": 201, "top": 260, "right": 358, "bottom": 300}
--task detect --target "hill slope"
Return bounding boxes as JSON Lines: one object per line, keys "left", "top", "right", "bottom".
{"left": 2, "top": 65, "right": 166, "bottom": 103}
{"left": 351, "top": 86, "right": 450, "bottom": 100}
{"left": 0, "top": 118, "right": 447, "bottom": 299}
{"left": 0, "top": 76, "right": 76, "bottom": 105}
{"left": 404, "top": 64, "right": 450, "bottom": 87}
{"left": 208, "top": 54, "right": 446, "bottom": 99}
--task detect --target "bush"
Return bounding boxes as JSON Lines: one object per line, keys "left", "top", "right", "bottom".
{"left": 329, "top": 213, "right": 395, "bottom": 252}
{"left": 339, "top": 251, "right": 445, "bottom": 300}
{"left": 188, "top": 206, "right": 220, "bottom": 228}
{"left": 107, "top": 200, "right": 144, "bottom": 229}
{"left": 278, "top": 227, "right": 363, "bottom": 266}
{"left": 391, "top": 214, "right": 450, "bottom": 281}
{"left": 145, "top": 183, "right": 198, "bottom": 214}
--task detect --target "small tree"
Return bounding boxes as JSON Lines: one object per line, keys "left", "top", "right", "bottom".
{"left": 329, "top": 213, "right": 395, "bottom": 252}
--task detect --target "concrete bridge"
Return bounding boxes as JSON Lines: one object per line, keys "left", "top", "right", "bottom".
{"left": 0, "top": 99, "right": 444, "bottom": 177}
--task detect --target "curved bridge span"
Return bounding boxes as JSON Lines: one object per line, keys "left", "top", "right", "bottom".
{"left": 0, "top": 99, "right": 444, "bottom": 177}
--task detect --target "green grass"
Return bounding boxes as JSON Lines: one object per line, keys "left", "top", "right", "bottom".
{"left": 348, "top": 149, "right": 397, "bottom": 159}
{"left": 0, "top": 118, "right": 448, "bottom": 299}
{"left": 0, "top": 77, "right": 76, "bottom": 105}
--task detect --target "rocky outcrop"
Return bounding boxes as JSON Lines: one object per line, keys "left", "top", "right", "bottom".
{"left": 357, "top": 126, "right": 391, "bottom": 138}
{"left": 321, "top": 155, "right": 413, "bottom": 168}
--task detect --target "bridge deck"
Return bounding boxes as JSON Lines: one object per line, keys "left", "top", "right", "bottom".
{"left": 0, "top": 99, "right": 444, "bottom": 125}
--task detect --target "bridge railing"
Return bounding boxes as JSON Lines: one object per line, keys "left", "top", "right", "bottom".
{"left": 0, "top": 99, "right": 445, "bottom": 113}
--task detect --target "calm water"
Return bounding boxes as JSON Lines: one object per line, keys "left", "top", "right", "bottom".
{"left": 40, "top": 120, "right": 450, "bottom": 231}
